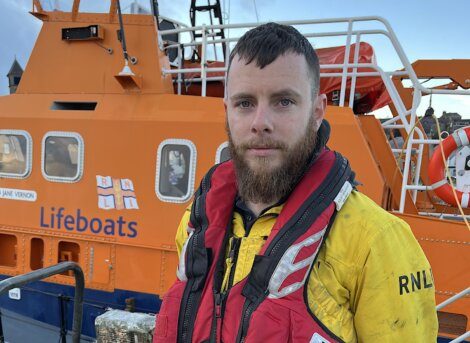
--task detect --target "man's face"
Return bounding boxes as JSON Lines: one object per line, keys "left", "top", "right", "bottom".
{"left": 225, "top": 52, "right": 326, "bottom": 204}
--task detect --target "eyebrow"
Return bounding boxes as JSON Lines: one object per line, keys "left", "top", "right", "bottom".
{"left": 229, "top": 89, "right": 302, "bottom": 103}
{"left": 270, "top": 89, "right": 302, "bottom": 99}
{"left": 229, "top": 93, "right": 256, "bottom": 103}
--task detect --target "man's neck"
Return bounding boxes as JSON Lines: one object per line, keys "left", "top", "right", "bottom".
{"left": 246, "top": 200, "right": 277, "bottom": 217}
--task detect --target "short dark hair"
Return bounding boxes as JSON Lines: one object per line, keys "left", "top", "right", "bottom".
{"left": 227, "top": 22, "right": 320, "bottom": 92}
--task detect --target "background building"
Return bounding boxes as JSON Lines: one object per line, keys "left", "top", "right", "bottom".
{"left": 7, "top": 58, "right": 23, "bottom": 94}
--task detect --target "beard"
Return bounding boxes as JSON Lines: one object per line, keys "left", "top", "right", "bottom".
{"left": 227, "top": 116, "right": 318, "bottom": 205}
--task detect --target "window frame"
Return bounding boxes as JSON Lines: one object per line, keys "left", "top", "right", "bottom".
{"left": 0, "top": 129, "right": 33, "bottom": 179}
{"left": 41, "top": 131, "right": 84, "bottom": 183}
{"left": 215, "top": 141, "right": 230, "bottom": 164}
{"left": 155, "top": 138, "right": 197, "bottom": 203}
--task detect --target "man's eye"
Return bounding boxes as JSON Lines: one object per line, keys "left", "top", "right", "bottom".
{"left": 279, "top": 99, "right": 294, "bottom": 107}
{"left": 238, "top": 101, "right": 252, "bottom": 108}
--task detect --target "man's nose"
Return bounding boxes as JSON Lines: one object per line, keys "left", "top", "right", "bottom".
{"left": 250, "top": 104, "right": 273, "bottom": 134}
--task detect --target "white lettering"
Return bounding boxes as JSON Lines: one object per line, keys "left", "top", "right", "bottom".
{"left": 0, "top": 187, "right": 37, "bottom": 202}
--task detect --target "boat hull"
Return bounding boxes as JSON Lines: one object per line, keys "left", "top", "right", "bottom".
{"left": 0, "top": 274, "right": 161, "bottom": 339}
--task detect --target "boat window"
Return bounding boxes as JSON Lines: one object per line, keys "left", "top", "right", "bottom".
{"left": 216, "top": 142, "right": 231, "bottom": 164}
{"left": 78, "top": 0, "right": 111, "bottom": 13}
{"left": 120, "top": 0, "right": 151, "bottom": 14}
{"left": 42, "top": 131, "right": 84, "bottom": 183}
{"left": 30, "top": 238, "right": 44, "bottom": 270}
{"left": 51, "top": 101, "right": 97, "bottom": 111}
{"left": 38, "top": 0, "right": 73, "bottom": 12}
{"left": 156, "top": 139, "right": 196, "bottom": 203}
{"left": 0, "top": 234, "right": 17, "bottom": 267}
{"left": 0, "top": 130, "right": 32, "bottom": 179}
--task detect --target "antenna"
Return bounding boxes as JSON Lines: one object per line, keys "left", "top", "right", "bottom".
{"left": 116, "top": 0, "right": 135, "bottom": 76}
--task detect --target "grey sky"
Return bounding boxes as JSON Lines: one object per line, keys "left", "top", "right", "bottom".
{"left": 0, "top": 0, "right": 468, "bottom": 116}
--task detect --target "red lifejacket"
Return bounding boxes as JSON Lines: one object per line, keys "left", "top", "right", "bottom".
{"left": 154, "top": 149, "right": 354, "bottom": 343}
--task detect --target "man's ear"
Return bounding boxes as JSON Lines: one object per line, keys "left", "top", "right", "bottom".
{"left": 313, "top": 93, "right": 327, "bottom": 128}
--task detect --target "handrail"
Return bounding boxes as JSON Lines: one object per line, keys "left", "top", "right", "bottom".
{"left": 0, "top": 262, "right": 84, "bottom": 343}
{"left": 449, "top": 331, "right": 470, "bottom": 343}
{"left": 436, "top": 287, "right": 470, "bottom": 343}
{"left": 436, "top": 287, "right": 470, "bottom": 311}
{"left": 158, "top": 15, "right": 470, "bottom": 214}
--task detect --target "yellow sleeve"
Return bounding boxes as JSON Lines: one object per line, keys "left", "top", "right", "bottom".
{"left": 307, "top": 192, "right": 438, "bottom": 342}
{"left": 175, "top": 204, "right": 192, "bottom": 257}
{"left": 353, "top": 219, "right": 438, "bottom": 342}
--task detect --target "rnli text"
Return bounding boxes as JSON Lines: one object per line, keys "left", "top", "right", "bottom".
{"left": 398, "top": 269, "right": 434, "bottom": 295}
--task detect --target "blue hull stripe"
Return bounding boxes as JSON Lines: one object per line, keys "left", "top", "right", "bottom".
{"left": 0, "top": 275, "right": 462, "bottom": 341}
{"left": 0, "top": 274, "right": 161, "bottom": 338}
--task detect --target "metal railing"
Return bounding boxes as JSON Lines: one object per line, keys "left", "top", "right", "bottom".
{"left": 158, "top": 16, "right": 470, "bottom": 214}
{"left": 436, "top": 287, "right": 470, "bottom": 343}
{"left": 0, "top": 262, "right": 84, "bottom": 343}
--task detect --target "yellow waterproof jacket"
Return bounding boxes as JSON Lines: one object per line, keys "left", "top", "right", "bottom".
{"left": 175, "top": 191, "right": 438, "bottom": 342}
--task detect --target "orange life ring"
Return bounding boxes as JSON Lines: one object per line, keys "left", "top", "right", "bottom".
{"left": 428, "top": 127, "right": 470, "bottom": 207}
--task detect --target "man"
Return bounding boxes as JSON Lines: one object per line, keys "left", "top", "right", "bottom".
{"left": 154, "top": 23, "right": 438, "bottom": 342}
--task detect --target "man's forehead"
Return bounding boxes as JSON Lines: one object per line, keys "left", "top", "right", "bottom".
{"left": 226, "top": 52, "right": 311, "bottom": 96}
{"left": 229, "top": 51, "right": 309, "bottom": 73}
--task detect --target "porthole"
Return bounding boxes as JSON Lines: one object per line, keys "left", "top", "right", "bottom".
{"left": 0, "top": 129, "right": 32, "bottom": 179}
{"left": 42, "top": 131, "right": 84, "bottom": 183}
{"left": 156, "top": 139, "right": 196, "bottom": 203}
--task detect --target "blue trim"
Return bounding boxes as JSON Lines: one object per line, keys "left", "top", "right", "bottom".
{"left": 0, "top": 274, "right": 464, "bottom": 342}
{"left": 0, "top": 274, "right": 161, "bottom": 338}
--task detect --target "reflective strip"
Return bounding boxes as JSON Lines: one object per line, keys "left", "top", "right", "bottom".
{"left": 431, "top": 179, "right": 448, "bottom": 190}
{"left": 333, "top": 181, "right": 353, "bottom": 211}
{"left": 452, "top": 129, "right": 470, "bottom": 148}
{"left": 310, "top": 333, "right": 331, "bottom": 343}
{"left": 452, "top": 131, "right": 462, "bottom": 148}
{"left": 458, "top": 129, "right": 470, "bottom": 147}
{"left": 461, "top": 193, "right": 470, "bottom": 208}
{"left": 176, "top": 226, "right": 194, "bottom": 281}
{"left": 268, "top": 228, "right": 326, "bottom": 299}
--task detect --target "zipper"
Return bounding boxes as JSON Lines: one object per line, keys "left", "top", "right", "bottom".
{"left": 210, "top": 235, "right": 241, "bottom": 342}
{"left": 226, "top": 237, "right": 241, "bottom": 289}
{"left": 239, "top": 302, "right": 254, "bottom": 343}
{"left": 210, "top": 292, "right": 224, "bottom": 342}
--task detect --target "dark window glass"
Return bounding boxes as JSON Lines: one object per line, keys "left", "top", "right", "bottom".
{"left": 58, "top": 241, "right": 80, "bottom": 276}
{"left": 159, "top": 144, "right": 191, "bottom": 198}
{"left": 44, "top": 136, "right": 79, "bottom": 178}
{"left": 0, "top": 134, "right": 27, "bottom": 175}
{"left": 30, "top": 238, "right": 44, "bottom": 270}
{"left": 0, "top": 234, "right": 17, "bottom": 267}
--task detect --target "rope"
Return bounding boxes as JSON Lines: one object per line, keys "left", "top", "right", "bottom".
{"left": 391, "top": 116, "right": 424, "bottom": 204}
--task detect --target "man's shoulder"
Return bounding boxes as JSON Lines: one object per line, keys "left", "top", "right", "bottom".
{"left": 324, "top": 191, "right": 415, "bottom": 266}
{"left": 336, "top": 190, "right": 406, "bottom": 227}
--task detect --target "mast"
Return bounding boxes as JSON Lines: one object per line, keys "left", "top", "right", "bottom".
{"left": 189, "top": 0, "right": 226, "bottom": 61}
